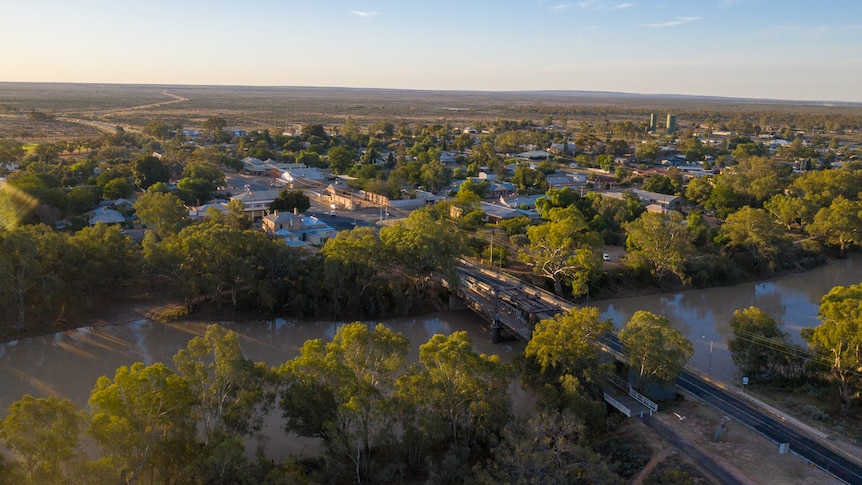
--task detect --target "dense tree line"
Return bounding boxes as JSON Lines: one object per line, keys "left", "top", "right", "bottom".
{"left": 0, "top": 303, "right": 696, "bottom": 484}
{"left": 3, "top": 107, "right": 862, "bottom": 430}
{"left": 727, "top": 282, "right": 862, "bottom": 417}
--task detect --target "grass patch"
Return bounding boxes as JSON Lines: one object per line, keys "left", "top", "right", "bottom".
{"left": 148, "top": 304, "right": 190, "bottom": 322}
{"left": 645, "top": 455, "right": 710, "bottom": 485}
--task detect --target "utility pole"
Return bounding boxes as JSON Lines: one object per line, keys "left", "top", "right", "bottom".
{"left": 489, "top": 230, "right": 494, "bottom": 269}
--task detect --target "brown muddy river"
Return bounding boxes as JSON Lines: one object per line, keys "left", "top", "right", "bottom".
{"left": 0, "top": 256, "right": 859, "bottom": 460}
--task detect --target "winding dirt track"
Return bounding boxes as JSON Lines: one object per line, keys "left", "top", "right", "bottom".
{"left": 60, "top": 90, "right": 190, "bottom": 133}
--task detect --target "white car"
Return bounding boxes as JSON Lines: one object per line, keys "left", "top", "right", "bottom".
{"left": 603, "top": 253, "right": 611, "bottom": 261}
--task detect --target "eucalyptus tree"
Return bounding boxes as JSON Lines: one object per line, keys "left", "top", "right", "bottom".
{"left": 67, "top": 223, "right": 138, "bottom": 308}
{"left": 802, "top": 284, "right": 862, "bottom": 415}
{"left": 0, "top": 224, "right": 67, "bottom": 329}
{"left": 88, "top": 362, "right": 196, "bottom": 484}
{"left": 807, "top": 196, "right": 862, "bottom": 256}
{"left": 719, "top": 206, "right": 790, "bottom": 271}
{"left": 379, "top": 208, "right": 465, "bottom": 289}
{"left": 619, "top": 311, "right": 693, "bottom": 389}
{"left": 395, "top": 331, "right": 512, "bottom": 472}
{"left": 519, "top": 206, "right": 603, "bottom": 296}
{"left": 279, "top": 322, "right": 410, "bottom": 483}
{"left": 0, "top": 395, "right": 83, "bottom": 484}
{"left": 134, "top": 190, "right": 188, "bottom": 239}
{"left": 623, "top": 211, "right": 694, "bottom": 285}
{"left": 173, "top": 325, "right": 276, "bottom": 444}
{"left": 728, "top": 307, "right": 806, "bottom": 382}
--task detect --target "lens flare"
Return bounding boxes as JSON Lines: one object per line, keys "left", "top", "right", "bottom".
{"left": 0, "top": 183, "right": 40, "bottom": 230}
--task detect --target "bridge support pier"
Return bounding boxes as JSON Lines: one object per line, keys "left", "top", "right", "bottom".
{"left": 491, "top": 319, "right": 502, "bottom": 344}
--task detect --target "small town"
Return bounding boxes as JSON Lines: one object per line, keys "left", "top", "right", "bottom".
{"left": 1, "top": 1, "right": 862, "bottom": 484}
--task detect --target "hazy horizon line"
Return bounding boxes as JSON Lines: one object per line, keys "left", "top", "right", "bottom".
{"left": 2, "top": 80, "right": 859, "bottom": 106}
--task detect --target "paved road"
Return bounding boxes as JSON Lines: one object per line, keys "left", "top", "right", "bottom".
{"left": 596, "top": 334, "right": 862, "bottom": 484}
{"left": 676, "top": 371, "right": 862, "bottom": 484}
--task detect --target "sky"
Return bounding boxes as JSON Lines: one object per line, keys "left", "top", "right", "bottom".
{"left": 2, "top": 0, "right": 862, "bottom": 102}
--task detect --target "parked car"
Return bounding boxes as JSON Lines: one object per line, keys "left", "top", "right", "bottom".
{"left": 603, "top": 253, "right": 611, "bottom": 261}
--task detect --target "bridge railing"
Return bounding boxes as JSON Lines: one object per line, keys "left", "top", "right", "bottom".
{"left": 603, "top": 393, "right": 632, "bottom": 417}
{"left": 629, "top": 386, "right": 659, "bottom": 413}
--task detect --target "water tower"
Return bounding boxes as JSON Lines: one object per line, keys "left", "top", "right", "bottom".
{"left": 666, "top": 114, "right": 677, "bottom": 134}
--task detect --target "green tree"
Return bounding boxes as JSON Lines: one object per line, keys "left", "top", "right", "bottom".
{"left": 0, "top": 395, "right": 82, "bottom": 484}
{"left": 535, "top": 187, "right": 577, "bottom": 219}
{"left": 789, "top": 166, "right": 862, "bottom": 208}
{"left": 684, "top": 176, "right": 713, "bottom": 206}
{"left": 88, "top": 362, "right": 196, "bottom": 484}
{"left": 132, "top": 155, "right": 170, "bottom": 190}
{"left": 525, "top": 306, "right": 612, "bottom": 381}
{"left": 296, "top": 150, "right": 322, "bottom": 167}
{"left": 101, "top": 177, "right": 133, "bottom": 200}
{"left": 623, "top": 211, "right": 694, "bottom": 284}
{"left": 320, "top": 227, "right": 390, "bottom": 314}
{"left": 728, "top": 307, "right": 805, "bottom": 382}
{"left": 225, "top": 199, "right": 252, "bottom": 230}
{"left": 0, "top": 224, "right": 67, "bottom": 330}
{"left": 764, "top": 194, "right": 814, "bottom": 230}
{"left": 642, "top": 174, "right": 679, "bottom": 195}
{"left": 807, "top": 197, "right": 862, "bottom": 256}
{"left": 279, "top": 322, "right": 410, "bottom": 483}
{"left": 720, "top": 156, "right": 790, "bottom": 206}
{"left": 66, "top": 186, "right": 98, "bottom": 214}
{"left": 454, "top": 132, "right": 475, "bottom": 152}
{"left": 719, "top": 206, "right": 789, "bottom": 271}
{"left": 67, "top": 223, "right": 138, "bottom": 307}
{"left": 173, "top": 324, "right": 276, "bottom": 445}
{"left": 182, "top": 161, "right": 225, "bottom": 188}
{"left": 328, "top": 145, "right": 357, "bottom": 174}
{"left": 420, "top": 160, "right": 451, "bottom": 193}
{"left": 396, "top": 332, "right": 511, "bottom": 456}
{"left": 201, "top": 116, "right": 227, "bottom": 142}
{"left": 619, "top": 311, "right": 693, "bottom": 389}
{"left": 270, "top": 189, "right": 311, "bottom": 214}
{"left": 519, "top": 206, "right": 603, "bottom": 296}
{"left": 802, "top": 284, "right": 862, "bottom": 415}
{"left": 0, "top": 138, "right": 25, "bottom": 166}
{"left": 474, "top": 411, "right": 621, "bottom": 485}
{"left": 634, "top": 140, "right": 660, "bottom": 162}
{"left": 134, "top": 190, "right": 188, "bottom": 238}
{"left": 143, "top": 119, "right": 174, "bottom": 140}
{"left": 379, "top": 208, "right": 465, "bottom": 288}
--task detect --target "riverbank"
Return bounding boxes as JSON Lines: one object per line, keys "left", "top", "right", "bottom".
{"left": 0, "top": 272, "right": 856, "bottom": 484}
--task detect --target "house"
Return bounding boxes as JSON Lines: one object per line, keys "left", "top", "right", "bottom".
{"left": 242, "top": 157, "right": 268, "bottom": 176}
{"left": 548, "top": 143, "right": 574, "bottom": 155}
{"left": 262, "top": 210, "right": 337, "bottom": 246}
{"left": 278, "top": 167, "right": 326, "bottom": 186}
{"left": 231, "top": 189, "right": 280, "bottom": 219}
{"left": 480, "top": 202, "right": 531, "bottom": 224}
{"left": 86, "top": 207, "right": 125, "bottom": 225}
{"left": 487, "top": 182, "right": 516, "bottom": 198}
{"left": 515, "top": 150, "right": 553, "bottom": 160}
{"left": 546, "top": 173, "right": 586, "bottom": 190}
{"left": 604, "top": 189, "right": 681, "bottom": 210}
{"left": 262, "top": 210, "right": 302, "bottom": 233}
{"left": 189, "top": 201, "right": 229, "bottom": 220}
{"left": 439, "top": 151, "right": 458, "bottom": 165}
{"left": 500, "top": 194, "right": 543, "bottom": 210}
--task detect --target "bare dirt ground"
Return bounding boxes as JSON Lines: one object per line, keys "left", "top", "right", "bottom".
{"left": 622, "top": 398, "right": 843, "bottom": 485}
